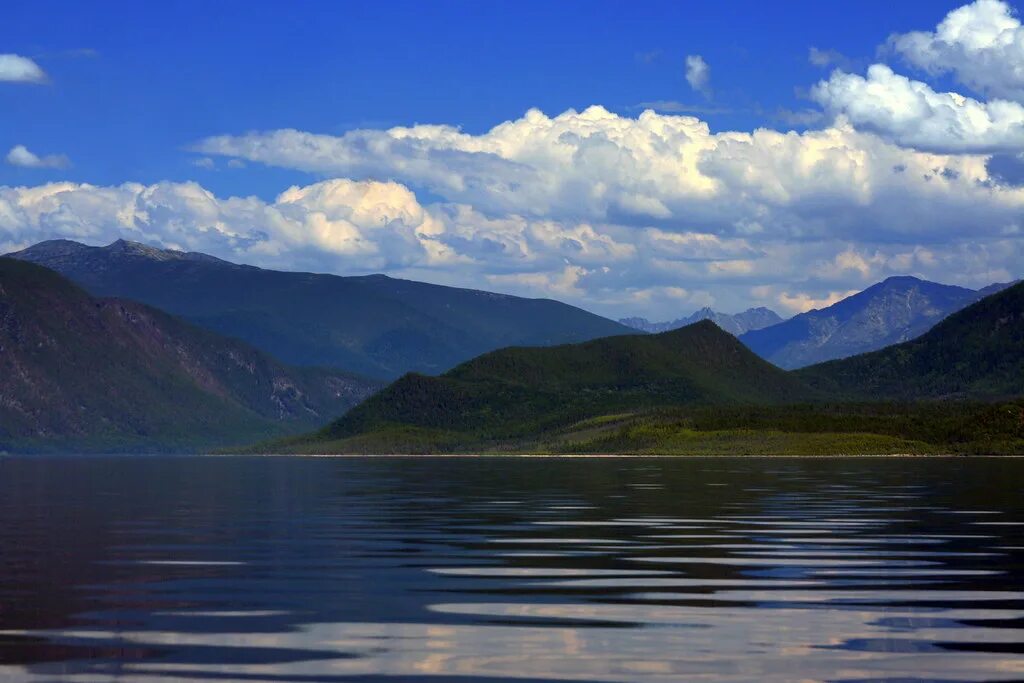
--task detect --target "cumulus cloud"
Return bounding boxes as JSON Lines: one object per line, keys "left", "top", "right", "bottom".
{"left": 811, "top": 64, "right": 1024, "bottom": 153}
{"left": 6, "top": 145, "right": 70, "bottom": 169}
{"left": 10, "top": 1, "right": 1024, "bottom": 320}
{"left": 1, "top": 173, "right": 1019, "bottom": 319}
{"left": 888, "top": 0, "right": 1024, "bottom": 101}
{"left": 0, "top": 54, "right": 47, "bottom": 83}
{"left": 194, "top": 106, "right": 1024, "bottom": 248}
{"left": 685, "top": 55, "right": 711, "bottom": 97}
{"left": 184, "top": 104, "right": 1024, "bottom": 315}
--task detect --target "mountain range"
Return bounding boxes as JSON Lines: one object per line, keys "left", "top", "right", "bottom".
{"left": 619, "top": 307, "right": 783, "bottom": 336}
{"left": 798, "top": 279, "right": 1024, "bottom": 400}
{"left": 0, "top": 258, "right": 380, "bottom": 452}
{"left": 3, "top": 238, "right": 1022, "bottom": 455}
{"left": 739, "top": 276, "right": 1017, "bottom": 369}
{"left": 270, "top": 281, "right": 1024, "bottom": 455}
{"left": 7, "top": 239, "right": 633, "bottom": 380}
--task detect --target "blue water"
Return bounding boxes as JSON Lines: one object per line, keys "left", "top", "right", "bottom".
{"left": 0, "top": 455, "right": 1022, "bottom": 682}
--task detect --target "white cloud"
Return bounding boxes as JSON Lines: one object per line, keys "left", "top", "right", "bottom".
{"left": 1, "top": 175, "right": 1020, "bottom": 320}
{"left": 192, "top": 157, "right": 215, "bottom": 169}
{"left": 811, "top": 63, "right": 1024, "bottom": 153}
{"left": 0, "top": 54, "right": 47, "bottom": 84}
{"left": 777, "top": 289, "right": 861, "bottom": 314}
{"left": 6, "top": 145, "right": 70, "bottom": 169}
{"left": 13, "top": 1, "right": 1024, "bottom": 321}
{"left": 888, "top": 0, "right": 1024, "bottom": 101}
{"left": 194, "top": 106, "right": 1024, "bottom": 247}
{"left": 685, "top": 55, "right": 711, "bottom": 97}
{"left": 182, "top": 104, "right": 1024, "bottom": 317}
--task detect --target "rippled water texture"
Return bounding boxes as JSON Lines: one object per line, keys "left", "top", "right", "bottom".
{"left": 0, "top": 455, "right": 1022, "bottom": 682}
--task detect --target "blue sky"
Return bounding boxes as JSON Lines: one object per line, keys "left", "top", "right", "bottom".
{"left": 3, "top": 0, "right": 964, "bottom": 196}
{"left": 1, "top": 0, "right": 1021, "bottom": 318}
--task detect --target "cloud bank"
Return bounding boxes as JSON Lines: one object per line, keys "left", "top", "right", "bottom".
{"left": 1, "top": 168, "right": 1018, "bottom": 317}
{"left": 193, "top": 105, "right": 1022, "bottom": 246}
{"left": 2, "top": 1, "right": 1022, "bottom": 318}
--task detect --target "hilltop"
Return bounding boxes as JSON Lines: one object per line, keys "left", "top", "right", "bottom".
{"left": 265, "top": 321, "right": 820, "bottom": 453}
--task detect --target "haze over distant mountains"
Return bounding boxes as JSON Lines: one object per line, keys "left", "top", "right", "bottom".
{"left": 0, "top": 258, "right": 379, "bottom": 452}
{"left": 620, "top": 307, "right": 783, "bottom": 337}
{"left": 8, "top": 239, "right": 633, "bottom": 380}
{"left": 739, "top": 276, "right": 1019, "bottom": 369}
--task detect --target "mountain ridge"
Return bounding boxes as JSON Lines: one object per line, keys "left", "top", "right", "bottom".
{"left": 797, "top": 280, "right": 1024, "bottom": 400}
{"left": 8, "top": 239, "right": 635, "bottom": 380}
{"left": 739, "top": 275, "right": 1003, "bottom": 369}
{"left": 0, "top": 257, "right": 380, "bottom": 452}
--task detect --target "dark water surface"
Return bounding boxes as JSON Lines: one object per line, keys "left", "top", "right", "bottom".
{"left": 0, "top": 456, "right": 1023, "bottom": 682}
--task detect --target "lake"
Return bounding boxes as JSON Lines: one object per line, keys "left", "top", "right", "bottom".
{"left": 0, "top": 455, "right": 1022, "bottom": 682}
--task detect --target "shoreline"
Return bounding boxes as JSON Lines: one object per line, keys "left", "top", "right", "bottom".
{"left": 4, "top": 451, "right": 1022, "bottom": 458}
{"left": 213, "top": 452, "right": 1021, "bottom": 459}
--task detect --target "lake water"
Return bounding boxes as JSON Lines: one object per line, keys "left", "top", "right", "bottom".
{"left": 0, "top": 456, "right": 1022, "bottom": 682}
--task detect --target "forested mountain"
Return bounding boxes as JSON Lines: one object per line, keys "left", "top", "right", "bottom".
{"left": 289, "top": 321, "right": 818, "bottom": 451}
{"left": 797, "top": 281, "right": 1024, "bottom": 400}
{"left": 265, "top": 284, "right": 1024, "bottom": 455}
{"left": 8, "top": 239, "right": 634, "bottom": 379}
{"left": 0, "top": 258, "right": 379, "bottom": 452}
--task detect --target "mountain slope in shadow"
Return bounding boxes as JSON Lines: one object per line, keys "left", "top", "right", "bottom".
{"left": 0, "top": 258, "right": 380, "bottom": 452}
{"left": 8, "top": 239, "right": 635, "bottom": 379}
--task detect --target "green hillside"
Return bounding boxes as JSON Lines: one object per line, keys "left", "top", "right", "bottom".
{"left": 0, "top": 258, "right": 380, "bottom": 453}
{"left": 797, "top": 281, "right": 1024, "bottom": 399}
{"left": 267, "top": 321, "right": 821, "bottom": 453}
{"left": 253, "top": 285, "right": 1024, "bottom": 455}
